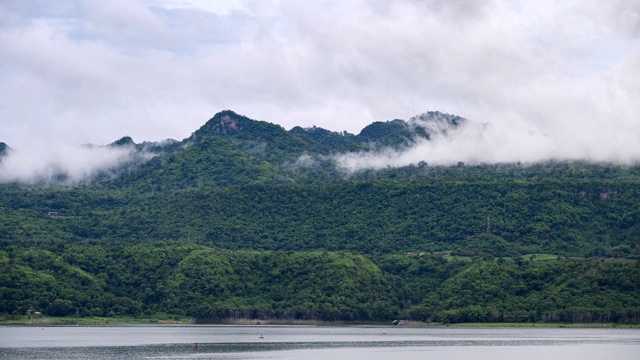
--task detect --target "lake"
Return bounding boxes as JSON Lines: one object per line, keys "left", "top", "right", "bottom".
{"left": 0, "top": 325, "right": 638, "bottom": 359}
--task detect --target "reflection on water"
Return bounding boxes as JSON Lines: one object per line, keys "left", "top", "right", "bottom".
{"left": 0, "top": 325, "right": 638, "bottom": 360}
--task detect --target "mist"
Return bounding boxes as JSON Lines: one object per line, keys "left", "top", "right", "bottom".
{"left": 335, "top": 115, "right": 640, "bottom": 172}
{"left": 0, "top": 142, "right": 150, "bottom": 184}
{"left": 2, "top": 1, "right": 639, "bottom": 149}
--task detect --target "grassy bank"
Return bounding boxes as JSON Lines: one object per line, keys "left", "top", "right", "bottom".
{"left": 2, "top": 315, "right": 637, "bottom": 328}
{"left": 443, "top": 322, "right": 639, "bottom": 328}
{"left": 0, "top": 314, "right": 190, "bottom": 326}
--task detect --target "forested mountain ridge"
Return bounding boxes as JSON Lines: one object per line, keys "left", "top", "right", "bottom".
{"left": 104, "top": 110, "right": 467, "bottom": 190}
{"left": 356, "top": 111, "right": 466, "bottom": 147}
{"left": 1, "top": 110, "right": 639, "bottom": 323}
{"left": 2, "top": 179, "right": 638, "bottom": 257}
{"left": 105, "top": 110, "right": 339, "bottom": 190}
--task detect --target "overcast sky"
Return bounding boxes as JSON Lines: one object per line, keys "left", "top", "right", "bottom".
{"left": 1, "top": 0, "right": 639, "bottom": 161}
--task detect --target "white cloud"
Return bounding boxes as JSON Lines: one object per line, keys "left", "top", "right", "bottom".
{"left": 154, "top": 0, "right": 247, "bottom": 16}
{"left": 0, "top": 143, "right": 147, "bottom": 184}
{"left": 336, "top": 111, "right": 640, "bottom": 172}
{"left": 0, "top": 0, "right": 639, "bottom": 172}
{"left": 80, "top": 0, "right": 173, "bottom": 47}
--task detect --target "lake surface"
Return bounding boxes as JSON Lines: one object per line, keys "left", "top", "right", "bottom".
{"left": 0, "top": 325, "right": 638, "bottom": 359}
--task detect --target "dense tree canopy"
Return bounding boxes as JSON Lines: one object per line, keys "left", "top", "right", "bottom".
{"left": 1, "top": 111, "right": 639, "bottom": 323}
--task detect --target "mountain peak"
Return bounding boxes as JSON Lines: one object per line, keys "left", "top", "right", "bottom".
{"left": 0, "top": 142, "right": 10, "bottom": 159}
{"left": 409, "top": 111, "right": 466, "bottom": 128}
{"left": 358, "top": 119, "right": 408, "bottom": 140}
{"left": 194, "top": 110, "right": 251, "bottom": 137}
{"left": 110, "top": 136, "right": 136, "bottom": 147}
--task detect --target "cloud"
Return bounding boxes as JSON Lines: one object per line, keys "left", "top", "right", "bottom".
{"left": 80, "top": 0, "right": 172, "bottom": 47}
{"left": 154, "top": 0, "right": 246, "bottom": 16}
{"left": 285, "top": 153, "right": 320, "bottom": 169}
{"left": 0, "top": 143, "right": 150, "bottom": 184}
{"left": 336, "top": 113, "right": 640, "bottom": 172}
{"left": 0, "top": 0, "right": 639, "bottom": 169}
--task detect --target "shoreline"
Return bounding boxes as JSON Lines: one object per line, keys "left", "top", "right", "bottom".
{"left": 1, "top": 315, "right": 637, "bottom": 328}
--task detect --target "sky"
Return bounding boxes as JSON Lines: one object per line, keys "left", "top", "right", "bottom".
{"left": 1, "top": 0, "right": 640, "bottom": 180}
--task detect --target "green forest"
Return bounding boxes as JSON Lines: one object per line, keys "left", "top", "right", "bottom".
{"left": 1, "top": 110, "right": 639, "bottom": 324}
{"left": 2, "top": 244, "right": 639, "bottom": 323}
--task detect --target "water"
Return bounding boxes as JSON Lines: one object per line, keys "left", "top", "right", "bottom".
{"left": 0, "top": 325, "right": 638, "bottom": 359}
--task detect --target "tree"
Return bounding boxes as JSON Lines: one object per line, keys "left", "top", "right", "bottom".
{"left": 45, "top": 299, "right": 75, "bottom": 316}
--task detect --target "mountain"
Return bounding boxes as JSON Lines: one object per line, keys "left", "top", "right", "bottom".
{"left": 357, "top": 111, "right": 465, "bottom": 147}
{"left": 289, "top": 126, "right": 363, "bottom": 153}
{"left": 191, "top": 110, "right": 325, "bottom": 162}
{"left": 109, "top": 136, "right": 136, "bottom": 148}
{"left": 0, "top": 110, "right": 469, "bottom": 189}
{"left": 109, "top": 111, "right": 320, "bottom": 190}
{"left": 1, "top": 110, "right": 639, "bottom": 324}
{"left": 104, "top": 110, "right": 469, "bottom": 190}
{"left": 0, "top": 142, "right": 10, "bottom": 159}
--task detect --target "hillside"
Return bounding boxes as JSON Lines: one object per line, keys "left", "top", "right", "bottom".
{"left": 2, "top": 244, "right": 638, "bottom": 323}
{"left": 102, "top": 110, "right": 467, "bottom": 190}
{"left": 2, "top": 178, "right": 638, "bottom": 257}
{"left": 1, "top": 110, "right": 639, "bottom": 323}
